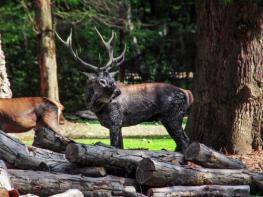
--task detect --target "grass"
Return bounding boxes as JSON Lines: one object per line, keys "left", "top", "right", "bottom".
{"left": 23, "top": 136, "right": 176, "bottom": 151}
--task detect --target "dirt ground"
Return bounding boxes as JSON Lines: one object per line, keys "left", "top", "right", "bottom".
{"left": 13, "top": 120, "right": 263, "bottom": 173}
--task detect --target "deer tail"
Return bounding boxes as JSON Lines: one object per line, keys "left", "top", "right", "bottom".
{"left": 43, "top": 97, "right": 64, "bottom": 124}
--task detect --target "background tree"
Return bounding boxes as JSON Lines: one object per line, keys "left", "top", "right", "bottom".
{"left": 186, "top": 0, "right": 263, "bottom": 154}
{"left": 35, "top": 0, "right": 60, "bottom": 102}
{"left": 0, "top": 34, "right": 12, "bottom": 98}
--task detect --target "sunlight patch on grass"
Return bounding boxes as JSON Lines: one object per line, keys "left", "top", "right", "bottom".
{"left": 23, "top": 136, "right": 176, "bottom": 151}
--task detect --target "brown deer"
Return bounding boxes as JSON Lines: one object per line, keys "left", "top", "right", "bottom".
{"left": 56, "top": 28, "right": 193, "bottom": 152}
{"left": 0, "top": 97, "right": 63, "bottom": 133}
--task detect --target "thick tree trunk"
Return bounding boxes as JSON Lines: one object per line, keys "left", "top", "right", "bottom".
{"left": 35, "top": 0, "right": 60, "bottom": 102}
{"left": 187, "top": 0, "right": 263, "bottom": 153}
{"left": 136, "top": 158, "right": 262, "bottom": 188}
{"left": 147, "top": 185, "right": 250, "bottom": 197}
{"left": 0, "top": 34, "right": 12, "bottom": 98}
{"left": 185, "top": 142, "right": 246, "bottom": 169}
{"left": 8, "top": 169, "right": 140, "bottom": 197}
{"left": 66, "top": 143, "right": 184, "bottom": 177}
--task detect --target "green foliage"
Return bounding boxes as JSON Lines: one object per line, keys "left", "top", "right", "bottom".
{"left": 0, "top": 0, "right": 195, "bottom": 111}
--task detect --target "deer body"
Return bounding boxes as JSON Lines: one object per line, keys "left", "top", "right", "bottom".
{"left": 56, "top": 28, "right": 192, "bottom": 152}
{"left": 0, "top": 97, "right": 63, "bottom": 133}
{"left": 90, "top": 83, "right": 192, "bottom": 151}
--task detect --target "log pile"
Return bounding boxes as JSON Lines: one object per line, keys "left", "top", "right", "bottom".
{"left": 0, "top": 128, "right": 262, "bottom": 196}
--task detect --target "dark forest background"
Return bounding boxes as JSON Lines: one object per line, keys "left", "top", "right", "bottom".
{"left": 0, "top": 0, "right": 195, "bottom": 111}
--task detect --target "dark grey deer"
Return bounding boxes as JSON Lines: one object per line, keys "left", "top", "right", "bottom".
{"left": 56, "top": 28, "right": 193, "bottom": 152}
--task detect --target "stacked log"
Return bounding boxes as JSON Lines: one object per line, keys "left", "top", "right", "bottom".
{"left": 1, "top": 127, "right": 263, "bottom": 196}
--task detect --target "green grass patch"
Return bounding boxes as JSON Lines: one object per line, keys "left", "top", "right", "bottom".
{"left": 23, "top": 136, "right": 176, "bottom": 151}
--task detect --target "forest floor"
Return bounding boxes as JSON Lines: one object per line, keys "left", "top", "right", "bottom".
{"left": 13, "top": 119, "right": 263, "bottom": 173}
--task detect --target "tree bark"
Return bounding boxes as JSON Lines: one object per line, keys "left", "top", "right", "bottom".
{"left": 33, "top": 127, "right": 73, "bottom": 153}
{"left": 147, "top": 185, "right": 250, "bottom": 197}
{"left": 187, "top": 0, "right": 263, "bottom": 153}
{"left": 8, "top": 169, "right": 140, "bottom": 197}
{"left": 136, "top": 158, "right": 262, "bottom": 188}
{"left": 0, "top": 130, "right": 48, "bottom": 170}
{"left": 35, "top": 0, "right": 60, "bottom": 102}
{"left": 0, "top": 34, "right": 12, "bottom": 98}
{"left": 185, "top": 142, "right": 246, "bottom": 169}
{"left": 66, "top": 143, "right": 184, "bottom": 177}
{"left": 0, "top": 130, "right": 106, "bottom": 177}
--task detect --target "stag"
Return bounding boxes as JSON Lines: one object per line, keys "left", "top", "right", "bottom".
{"left": 56, "top": 28, "right": 192, "bottom": 152}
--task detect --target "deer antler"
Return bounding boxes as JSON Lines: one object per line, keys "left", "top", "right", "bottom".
{"left": 55, "top": 29, "right": 99, "bottom": 72}
{"left": 94, "top": 27, "right": 126, "bottom": 71}
{"left": 55, "top": 28, "right": 126, "bottom": 72}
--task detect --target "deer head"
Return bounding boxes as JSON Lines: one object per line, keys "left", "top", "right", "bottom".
{"left": 55, "top": 28, "right": 125, "bottom": 111}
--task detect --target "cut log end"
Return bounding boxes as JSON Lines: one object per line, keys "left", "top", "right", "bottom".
{"left": 65, "top": 143, "right": 82, "bottom": 163}
{"left": 136, "top": 158, "right": 155, "bottom": 184}
{"left": 185, "top": 142, "right": 201, "bottom": 160}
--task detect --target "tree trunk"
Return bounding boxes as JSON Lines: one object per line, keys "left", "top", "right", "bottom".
{"left": 186, "top": 0, "right": 263, "bottom": 154}
{"left": 8, "top": 169, "right": 140, "bottom": 197}
{"left": 35, "top": 0, "right": 60, "bottom": 102}
{"left": 0, "top": 34, "right": 12, "bottom": 98}
{"left": 185, "top": 142, "right": 246, "bottom": 169}
{"left": 147, "top": 185, "right": 250, "bottom": 197}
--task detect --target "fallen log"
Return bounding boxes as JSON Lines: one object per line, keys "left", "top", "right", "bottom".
{"left": 8, "top": 169, "right": 141, "bottom": 197}
{"left": 49, "top": 189, "right": 84, "bottom": 197}
{"left": 29, "top": 146, "right": 106, "bottom": 177}
{"left": 0, "top": 130, "right": 106, "bottom": 176}
{"left": 33, "top": 127, "right": 73, "bottom": 153}
{"left": 147, "top": 185, "right": 250, "bottom": 197}
{"left": 185, "top": 142, "right": 246, "bottom": 169}
{"left": 0, "top": 131, "right": 48, "bottom": 170}
{"left": 136, "top": 158, "right": 254, "bottom": 187}
{"left": 95, "top": 142, "right": 185, "bottom": 165}
{"left": 66, "top": 143, "right": 184, "bottom": 177}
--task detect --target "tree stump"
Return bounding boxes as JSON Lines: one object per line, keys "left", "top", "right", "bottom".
{"left": 185, "top": 142, "right": 246, "bottom": 169}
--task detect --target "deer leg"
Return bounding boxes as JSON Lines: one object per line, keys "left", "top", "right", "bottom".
{"left": 161, "top": 117, "right": 189, "bottom": 153}
{"left": 109, "top": 126, "right": 123, "bottom": 149}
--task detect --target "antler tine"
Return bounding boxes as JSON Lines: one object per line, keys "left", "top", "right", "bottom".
{"left": 104, "top": 44, "right": 126, "bottom": 71}
{"left": 95, "top": 27, "right": 117, "bottom": 71}
{"left": 55, "top": 29, "right": 98, "bottom": 72}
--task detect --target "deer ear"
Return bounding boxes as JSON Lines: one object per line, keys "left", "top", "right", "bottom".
{"left": 110, "top": 71, "right": 119, "bottom": 78}
{"left": 81, "top": 72, "right": 97, "bottom": 80}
